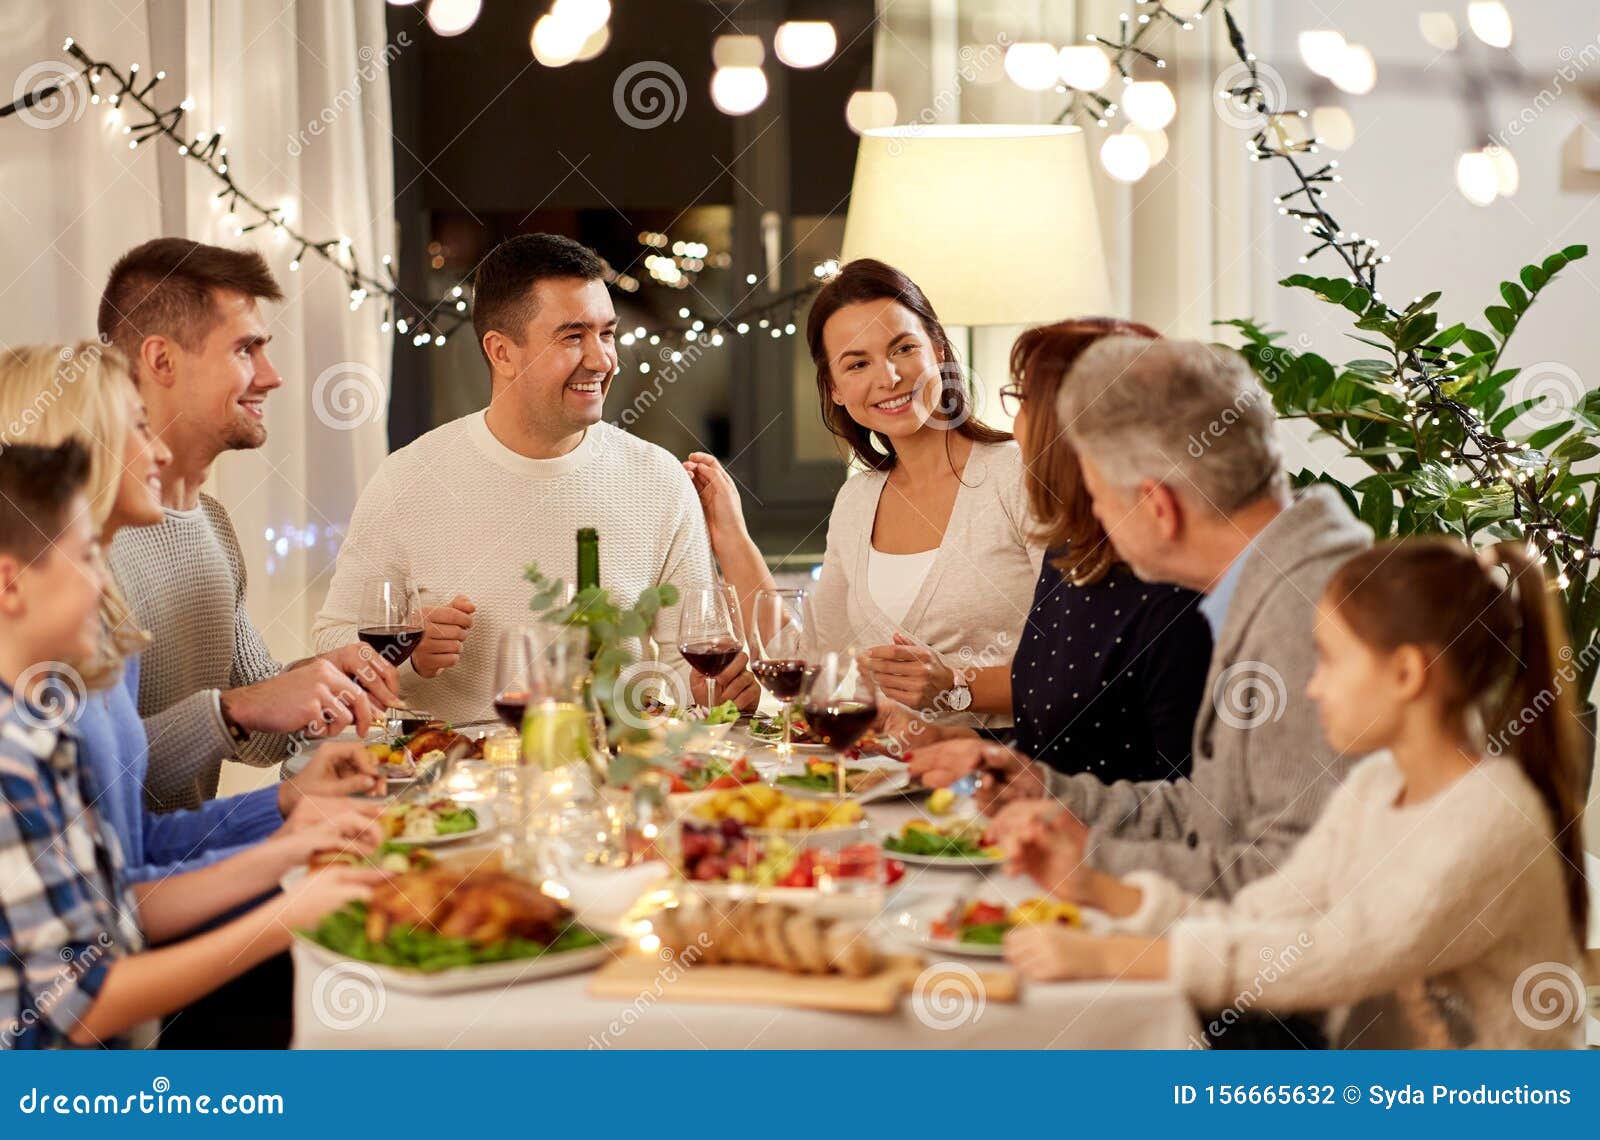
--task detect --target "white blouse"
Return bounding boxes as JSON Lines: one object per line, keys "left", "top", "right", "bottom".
{"left": 867, "top": 546, "right": 939, "bottom": 627}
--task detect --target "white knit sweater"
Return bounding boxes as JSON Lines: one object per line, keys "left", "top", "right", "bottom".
{"left": 312, "top": 413, "right": 715, "bottom": 723}
{"left": 1115, "top": 752, "right": 1586, "bottom": 1049}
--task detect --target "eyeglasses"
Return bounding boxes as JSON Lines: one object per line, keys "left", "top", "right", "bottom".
{"left": 999, "top": 384, "right": 1026, "bottom": 418}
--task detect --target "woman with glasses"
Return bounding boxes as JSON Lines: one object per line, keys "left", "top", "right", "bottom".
{"left": 683, "top": 259, "right": 1042, "bottom": 733}
{"left": 879, "top": 319, "right": 1209, "bottom": 780}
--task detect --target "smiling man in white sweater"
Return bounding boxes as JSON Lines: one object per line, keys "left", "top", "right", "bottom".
{"left": 313, "top": 234, "right": 757, "bottom": 724}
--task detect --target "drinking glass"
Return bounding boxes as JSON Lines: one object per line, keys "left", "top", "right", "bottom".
{"left": 492, "top": 628, "right": 536, "bottom": 731}
{"left": 357, "top": 578, "right": 422, "bottom": 740}
{"left": 747, "top": 587, "right": 814, "bottom": 764}
{"left": 676, "top": 583, "right": 743, "bottom": 712}
{"left": 801, "top": 650, "right": 880, "bottom": 797}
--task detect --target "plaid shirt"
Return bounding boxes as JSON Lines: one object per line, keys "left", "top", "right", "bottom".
{"left": 0, "top": 688, "right": 143, "bottom": 1049}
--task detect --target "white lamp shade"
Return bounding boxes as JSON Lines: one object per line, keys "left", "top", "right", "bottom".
{"left": 840, "top": 125, "right": 1112, "bottom": 327}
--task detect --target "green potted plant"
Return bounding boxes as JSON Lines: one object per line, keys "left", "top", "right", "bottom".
{"left": 1221, "top": 242, "right": 1599, "bottom": 705}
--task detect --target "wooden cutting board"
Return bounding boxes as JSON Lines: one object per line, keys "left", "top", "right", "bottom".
{"left": 588, "top": 952, "right": 1017, "bottom": 1014}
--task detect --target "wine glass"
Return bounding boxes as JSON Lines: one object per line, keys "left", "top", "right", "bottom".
{"left": 801, "top": 650, "right": 880, "bottom": 798}
{"left": 358, "top": 578, "right": 422, "bottom": 740}
{"left": 676, "top": 583, "right": 743, "bottom": 713}
{"left": 747, "top": 587, "right": 814, "bottom": 765}
{"left": 492, "top": 627, "right": 537, "bottom": 739}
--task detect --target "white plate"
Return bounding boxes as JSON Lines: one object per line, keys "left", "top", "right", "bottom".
{"left": 891, "top": 892, "right": 1109, "bottom": 958}
{"left": 889, "top": 899, "right": 1008, "bottom": 957}
{"left": 777, "top": 767, "right": 911, "bottom": 804}
{"left": 885, "top": 848, "right": 1003, "bottom": 869}
{"left": 383, "top": 803, "right": 494, "bottom": 847}
{"left": 742, "top": 723, "right": 831, "bottom": 752}
{"left": 292, "top": 931, "right": 618, "bottom": 995}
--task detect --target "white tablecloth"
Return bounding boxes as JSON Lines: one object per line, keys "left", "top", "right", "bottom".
{"left": 291, "top": 791, "right": 1200, "bottom": 1049}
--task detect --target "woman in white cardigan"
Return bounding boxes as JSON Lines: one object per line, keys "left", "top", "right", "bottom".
{"left": 990, "top": 537, "right": 1589, "bottom": 1049}
{"left": 685, "top": 259, "right": 1042, "bottom": 730}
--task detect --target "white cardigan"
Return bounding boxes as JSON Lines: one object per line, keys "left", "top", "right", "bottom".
{"left": 811, "top": 441, "right": 1044, "bottom": 729}
{"left": 1116, "top": 752, "right": 1586, "bottom": 1049}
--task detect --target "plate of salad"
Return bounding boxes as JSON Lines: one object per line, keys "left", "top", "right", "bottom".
{"left": 777, "top": 757, "right": 910, "bottom": 802}
{"left": 881, "top": 818, "right": 1003, "bottom": 867}
{"left": 894, "top": 896, "right": 1086, "bottom": 958}
{"left": 745, "top": 712, "right": 831, "bottom": 752}
{"left": 378, "top": 798, "right": 489, "bottom": 847}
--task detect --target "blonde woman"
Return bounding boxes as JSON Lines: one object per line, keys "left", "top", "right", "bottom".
{"left": 0, "top": 344, "right": 383, "bottom": 889}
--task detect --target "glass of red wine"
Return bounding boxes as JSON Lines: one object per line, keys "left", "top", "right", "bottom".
{"left": 358, "top": 578, "right": 422, "bottom": 740}
{"left": 492, "top": 628, "right": 538, "bottom": 732}
{"left": 748, "top": 587, "right": 814, "bottom": 765}
{"left": 801, "top": 650, "right": 880, "bottom": 798}
{"left": 676, "top": 584, "right": 743, "bottom": 713}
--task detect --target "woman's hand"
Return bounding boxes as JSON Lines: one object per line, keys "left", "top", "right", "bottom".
{"left": 858, "top": 634, "right": 957, "bottom": 711}
{"left": 278, "top": 741, "right": 387, "bottom": 812}
{"left": 1006, "top": 927, "right": 1170, "bottom": 982}
{"left": 683, "top": 453, "right": 751, "bottom": 557}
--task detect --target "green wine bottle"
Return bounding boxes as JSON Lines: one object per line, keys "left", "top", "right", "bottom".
{"left": 576, "top": 527, "right": 599, "bottom": 592}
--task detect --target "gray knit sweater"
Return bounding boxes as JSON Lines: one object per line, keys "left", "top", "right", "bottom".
{"left": 1048, "top": 486, "right": 1373, "bottom": 899}
{"left": 108, "top": 494, "right": 290, "bottom": 811}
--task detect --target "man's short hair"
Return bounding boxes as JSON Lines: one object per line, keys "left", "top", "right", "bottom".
{"left": 0, "top": 440, "right": 90, "bottom": 563}
{"left": 97, "top": 238, "right": 284, "bottom": 360}
{"left": 1057, "top": 336, "right": 1284, "bottom": 515}
{"left": 471, "top": 234, "right": 606, "bottom": 361}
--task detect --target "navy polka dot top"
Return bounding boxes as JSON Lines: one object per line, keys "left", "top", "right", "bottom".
{"left": 1010, "top": 558, "right": 1211, "bottom": 782}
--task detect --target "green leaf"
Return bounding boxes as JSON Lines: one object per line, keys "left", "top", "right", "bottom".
{"left": 1397, "top": 312, "right": 1438, "bottom": 351}
{"left": 1499, "top": 281, "right": 1529, "bottom": 312}
{"left": 1555, "top": 438, "right": 1600, "bottom": 463}
{"left": 1484, "top": 305, "right": 1516, "bottom": 338}
{"left": 1490, "top": 397, "right": 1542, "bottom": 434}
{"left": 1525, "top": 421, "right": 1575, "bottom": 451}
{"left": 1543, "top": 253, "right": 1570, "bottom": 276}
{"left": 1459, "top": 329, "right": 1497, "bottom": 355}
{"left": 1560, "top": 243, "right": 1588, "bottom": 261}
{"left": 1520, "top": 264, "right": 1548, "bottom": 293}
{"left": 1342, "top": 286, "right": 1372, "bottom": 313}
{"left": 1428, "top": 322, "right": 1467, "bottom": 349}
{"left": 1405, "top": 291, "right": 1442, "bottom": 315}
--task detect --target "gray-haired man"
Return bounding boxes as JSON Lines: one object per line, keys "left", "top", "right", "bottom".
{"left": 911, "top": 336, "right": 1371, "bottom": 901}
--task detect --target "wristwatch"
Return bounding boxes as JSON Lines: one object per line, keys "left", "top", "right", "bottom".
{"left": 943, "top": 683, "right": 973, "bottom": 712}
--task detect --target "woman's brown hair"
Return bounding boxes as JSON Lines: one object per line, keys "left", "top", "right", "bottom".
{"left": 1008, "top": 318, "right": 1160, "bottom": 584}
{"left": 805, "top": 258, "right": 1010, "bottom": 472}
{"left": 1325, "top": 537, "right": 1589, "bottom": 939}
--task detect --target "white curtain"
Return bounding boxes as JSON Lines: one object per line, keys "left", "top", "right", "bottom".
{"left": 0, "top": 0, "right": 394, "bottom": 662}
{"left": 869, "top": 0, "right": 1277, "bottom": 401}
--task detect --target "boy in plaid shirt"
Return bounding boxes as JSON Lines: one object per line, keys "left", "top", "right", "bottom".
{"left": 0, "top": 441, "right": 379, "bottom": 1048}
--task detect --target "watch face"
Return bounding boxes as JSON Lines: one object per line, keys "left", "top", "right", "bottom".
{"left": 948, "top": 686, "right": 972, "bottom": 711}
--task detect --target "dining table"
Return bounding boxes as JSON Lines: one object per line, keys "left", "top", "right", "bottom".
{"left": 287, "top": 729, "right": 1202, "bottom": 1050}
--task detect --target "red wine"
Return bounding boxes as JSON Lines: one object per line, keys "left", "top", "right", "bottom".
{"left": 751, "top": 658, "right": 809, "bottom": 701}
{"left": 493, "top": 692, "right": 529, "bottom": 729}
{"left": 680, "top": 640, "right": 742, "bottom": 678}
{"left": 803, "top": 700, "right": 878, "bottom": 750}
{"left": 358, "top": 625, "right": 423, "bottom": 666}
